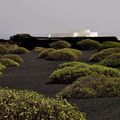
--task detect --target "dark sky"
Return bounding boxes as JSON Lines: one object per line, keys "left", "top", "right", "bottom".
{"left": 0, "top": 0, "right": 120, "bottom": 38}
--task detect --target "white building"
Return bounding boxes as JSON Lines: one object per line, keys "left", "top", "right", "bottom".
{"left": 48, "top": 29, "right": 98, "bottom": 38}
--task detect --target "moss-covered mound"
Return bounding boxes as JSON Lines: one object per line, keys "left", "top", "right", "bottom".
{"left": 11, "top": 47, "right": 29, "bottom": 54}
{"left": 2, "top": 54, "right": 24, "bottom": 64}
{"left": 57, "top": 75, "right": 120, "bottom": 99}
{"left": 33, "top": 47, "right": 46, "bottom": 53}
{"left": 0, "top": 88, "right": 86, "bottom": 120}
{"left": 0, "top": 58, "right": 20, "bottom": 67}
{"left": 89, "top": 47, "right": 120, "bottom": 62}
{"left": 49, "top": 62, "right": 120, "bottom": 83}
{"left": 38, "top": 48, "right": 55, "bottom": 58}
{"left": 46, "top": 49, "right": 77, "bottom": 61}
{"left": 4, "top": 44, "right": 19, "bottom": 51}
{"left": 99, "top": 53, "right": 120, "bottom": 68}
{"left": 100, "top": 41, "right": 120, "bottom": 50}
{"left": 0, "top": 63, "right": 6, "bottom": 71}
{"left": 77, "top": 39, "right": 100, "bottom": 50}
{"left": 0, "top": 44, "right": 9, "bottom": 54}
{"left": 49, "top": 40, "right": 71, "bottom": 49}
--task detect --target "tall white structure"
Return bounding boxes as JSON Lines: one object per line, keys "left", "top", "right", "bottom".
{"left": 48, "top": 29, "right": 98, "bottom": 38}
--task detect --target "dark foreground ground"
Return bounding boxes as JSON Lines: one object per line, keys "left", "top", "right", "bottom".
{"left": 0, "top": 51, "right": 120, "bottom": 120}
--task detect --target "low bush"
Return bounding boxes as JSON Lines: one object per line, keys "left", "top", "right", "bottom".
{"left": 64, "top": 48, "right": 82, "bottom": 57}
{"left": 11, "top": 47, "right": 29, "bottom": 54}
{"left": 4, "top": 44, "right": 19, "bottom": 50}
{"left": 49, "top": 62, "right": 120, "bottom": 83}
{"left": 2, "top": 54, "right": 24, "bottom": 64}
{"left": 0, "top": 63, "right": 6, "bottom": 71}
{"left": 38, "top": 48, "right": 55, "bottom": 58}
{"left": 100, "top": 41, "right": 120, "bottom": 50}
{"left": 33, "top": 47, "right": 46, "bottom": 53}
{"left": 57, "top": 75, "right": 120, "bottom": 99}
{"left": 0, "top": 88, "right": 86, "bottom": 120}
{"left": 77, "top": 39, "right": 100, "bottom": 50}
{"left": 0, "top": 44, "right": 9, "bottom": 54}
{"left": 89, "top": 47, "right": 120, "bottom": 62}
{"left": 99, "top": 53, "right": 120, "bottom": 68}
{"left": 0, "top": 58, "right": 20, "bottom": 67}
{"left": 58, "top": 61, "right": 89, "bottom": 69}
{"left": 46, "top": 49, "right": 77, "bottom": 61}
{"left": 49, "top": 40, "right": 71, "bottom": 49}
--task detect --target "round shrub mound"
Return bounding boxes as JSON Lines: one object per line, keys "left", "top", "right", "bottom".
{"left": 0, "top": 44, "right": 9, "bottom": 54}
{"left": 77, "top": 39, "right": 100, "bottom": 50}
{"left": 49, "top": 62, "right": 120, "bottom": 84}
{"left": 0, "top": 88, "right": 86, "bottom": 120}
{"left": 4, "top": 44, "right": 19, "bottom": 50}
{"left": 89, "top": 47, "right": 120, "bottom": 62}
{"left": 46, "top": 49, "right": 77, "bottom": 61}
{"left": 2, "top": 54, "right": 24, "bottom": 64}
{"left": 0, "top": 58, "right": 20, "bottom": 67}
{"left": 49, "top": 40, "right": 71, "bottom": 49}
{"left": 58, "top": 61, "right": 88, "bottom": 69}
{"left": 100, "top": 41, "right": 120, "bottom": 50}
{"left": 38, "top": 48, "right": 55, "bottom": 58}
{"left": 11, "top": 47, "right": 29, "bottom": 54}
{"left": 57, "top": 75, "right": 120, "bottom": 99}
{"left": 33, "top": 47, "right": 46, "bottom": 53}
{"left": 64, "top": 48, "right": 82, "bottom": 57}
{"left": 99, "top": 53, "right": 120, "bottom": 68}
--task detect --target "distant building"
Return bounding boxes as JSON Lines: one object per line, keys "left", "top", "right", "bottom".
{"left": 48, "top": 29, "right": 98, "bottom": 38}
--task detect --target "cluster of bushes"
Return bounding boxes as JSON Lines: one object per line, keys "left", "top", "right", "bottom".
{"left": 0, "top": 44, "right": 29, "bottom": 54}
{"left": 49, "top": 61, "right": 120, "bottom": 84}
{"left": 89, "top": 47, "right": 120, "bottom": 68}
{"left": 0, "top": 88, "right": 86, "bottom": 120}
{"left": 57, "top": 75, "right": 120, "bottom": 99}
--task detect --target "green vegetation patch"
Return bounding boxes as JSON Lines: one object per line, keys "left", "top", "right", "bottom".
{"left": 99, "top": 53, "right": 120, "bottom": 68}
{"left": 2, "top": 54, "right": 24, "bottom": 64}
{"left": 33, "top": 47, "right": 46, "bottom": 53}
{"left": 49, "top": 62, "right": 120, "bottom": 83}
{"left": 77, "top": 39, "right": 100, "bottom": 50}
{"left": 0, "top": 88, "right": 86, "bottom": 120}
{"left": 46, "top": 49, "right": 77, "bottom": 61}
{"left": 38, "top": 48, "right": 55, "bottom": 58}
{"left": 89, "top": 47, "right": 120, "bottom": 62}
{"left": 0, "top": 44, "right": 9, "bottom": 54}
{"left": 0, "top": 58, "right": 20, "bottom": 67}
{"left": 100, "top": 41, "right": 120, "bottom": 50}
{"left": 57, "top": 75, "right": 120, "bottom": 99}
{"left": 49, "top": 40, "right": 71, "bottom": 49}
{"left": 11, "top": 47, "right": 29, "bottom": 54}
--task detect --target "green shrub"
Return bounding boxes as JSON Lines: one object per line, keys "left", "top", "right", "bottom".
{"left": 99, "top": 53, "right": 120, "bottom": 68}
{"left": 77, "top": 39, "right": 100, "bottom": 50}
{"left": 64, "top": 48, "right": 82, "bottom": 57}
{"left": 33, "top": 47, "right": 46, "bottom": 53}
{"left": 57, "top": 75, "right": 120, "bottom": 99}
{"left": 2, "top": 54, "right": 24, "bottom": 64}
{"left": 0, "top": 88, "right": 86, "bottom": 120}
{"left": 100, "top": 41, "right": 120, "bottom": 50}
{"left": 0, "top": 63, "right": 6, "bottom": 71}
{"left": 0, "top": 58, "right": 20, "bottom": 67}
{"left": 49, "top": 62, "right": 120, "bottom": 83}
{"left": 58, "top": 61, "right": 89, "bottom": 69}
{"left": 11, "top": 47, "right": 29, "bottom": 54}
{"left": 46, "top": 49, "right": 77, "bottom": 61}
{"left": 0, "top": 44, "right": 9, "bottom": 54}
{"left": 4, "top": 44, "right": 19, "bottom": 50}
{"left": 89, "top": 47, "right": 120, "bottom": 62}
{"left": 38, "top": 48, "right": 55, "bottom": 58}
{"left": 49, "top": 40, "right": 71, "bottom": 49}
